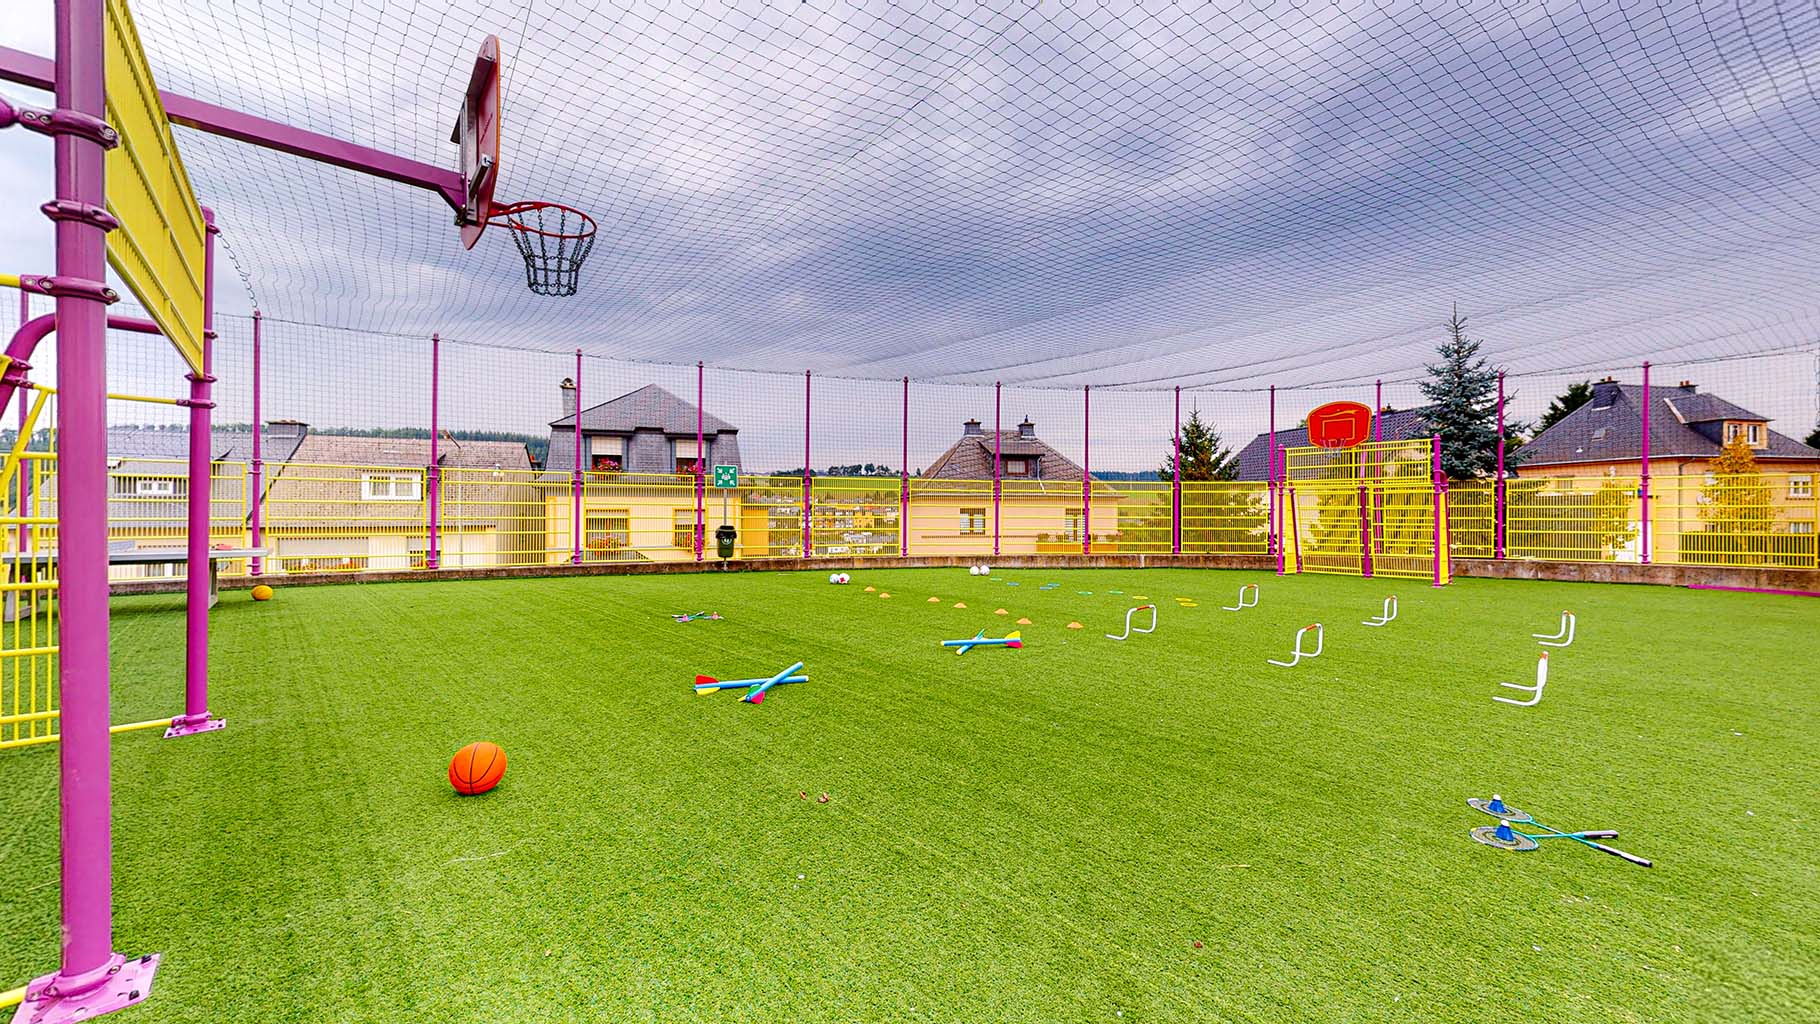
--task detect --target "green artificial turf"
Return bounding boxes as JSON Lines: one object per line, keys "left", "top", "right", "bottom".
{"left": 1, "top": 569, "right": 1816, "bottom": 1022}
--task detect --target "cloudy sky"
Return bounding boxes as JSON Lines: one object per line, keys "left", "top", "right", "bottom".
{"left": 3, "top": 1, "right": 1819, "bottom": 468}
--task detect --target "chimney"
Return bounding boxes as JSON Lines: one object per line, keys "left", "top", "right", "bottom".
{"left": 962, "top": 418, "right": 982, "bottom": 436}
{"left": 265, "top": 419, "right": 308, "bottom": 440}
{"left": 560, "top": 377, "right": 577, "bottom": 418}
{"left": 1590, "top": 380, "right": 1623, "bottom": 406}
{"left": 1018, "top": 416, "right": 1035, "bottom": 439}
{"left": 1678, "top": 381, "right": 1696, "bottom": 392}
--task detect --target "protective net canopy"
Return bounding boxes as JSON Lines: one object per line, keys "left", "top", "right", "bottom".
{"left": 87, "top": 0, "right": 1820, "bottom": 394}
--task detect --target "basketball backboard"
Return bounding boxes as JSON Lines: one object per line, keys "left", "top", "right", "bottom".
{"left": 452, "top": 35, "right": 501, "bottom": 249}
{"left": 1305, "top": 400, "right": 1373, "bottom": 449}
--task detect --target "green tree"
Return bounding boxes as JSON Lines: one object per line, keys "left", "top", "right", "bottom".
{"left": 1804, "top": 424, "right": 1820, "bottom": 449}
{"left": 1536, "top": 381, "right": 1595, "bottom": 435}
{"left": 1419, "top": 306, "right": 1502, "bottom": 479}
{"left": 1157, "top": 409, "right": 1238, "bottom": 482}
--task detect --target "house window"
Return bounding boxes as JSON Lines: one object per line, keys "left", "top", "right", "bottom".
{"left": 112, "top": 475, "right": 185, "bottom": 498}
{"left": 674, "top": 439, "right": 703, "bottom": 476}
{"left": 1064, "top": 508, "right": 1085, "bottom": 540}
{"left": 1003, "top": 457, "right": 1031, "bottom": 477}
{"left": 584, "top": 509, "right": 630, "bottom": 556}
{"left": 360, "top": 472, "right": 422, "bottom": 501}
{"left": 1749, "top": 423, "right": 1764, "bottom": 447}
{"left": 673, "top": 508, "right": 699, "bottom": 549}
{"left": 1725, "top": 422, "right": 1739, "bottom": 442}
{"left": 1790, "top": 520, "right": 1814, "bottom": 535}
{"left": 1791, "top": 475, "right": 1813, "bottom": 499}
{"left": 960, "top": 507, "right": 986, "bottom": 535}
{"left": 589, "top": 436, "right": 625, "bottom": 475}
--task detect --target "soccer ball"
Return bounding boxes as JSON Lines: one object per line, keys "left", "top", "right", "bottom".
{"left": 837, "top": 573, "right": 850, "bottom": 584}
{"left": 968, "top": 565, "right": 980, "bottom": 576}
{"left": 979, "top": 564, "right": 991, "bottom": 576}
{"left": 829, "top": 573, "right": 840, "bottom": 584}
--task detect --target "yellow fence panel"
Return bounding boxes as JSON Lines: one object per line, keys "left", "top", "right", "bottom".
{"left": 1652, "top": 472, "right": 1818, "bottom": 569}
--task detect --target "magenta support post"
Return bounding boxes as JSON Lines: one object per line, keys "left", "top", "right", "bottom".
{"left": 571, "top": 349, "right": 582, "bottom": 565}
{"left": 1081, "top": 385, "right": 1092, "bottom": 556}
{"left": 166, "top": 208, "right": 225, "bottom": 739}
{"left": 899, "top": 376, "right": 909, "bottom": 557}
{"left": 1495, "top": 371, "right": 1506, "bottom": 559}
{"left": 802, "top": 370, "right": 812, "bottom": 557}
{"left": 15, "top": 288, "right": 30, "bottom": 556}
{"left": 426, "top": 333, "right": 441, "bottom": 569}
{"left": 1640, "top": 361, "right": 1652, "bottom": 564}
{"left": 248, "top": 309, "right": 263, "bottom": 575}
{"left": 992, "top": 381, "right": 1002, "bottom": 557}
{"left": 1171, "top": 386, "right": 1181, "bottom": 555}
{"left": 1269, "top": 385, "right": 1281, "bottom": 574}
{"left": 694, "top": 361, "right": 705, "bottom": 561}
{"left": 21, "top": 0, "right": 163, "bottom": 1016}
{"left": 1431, "top": 434, "right": 1446, "bottom": 588}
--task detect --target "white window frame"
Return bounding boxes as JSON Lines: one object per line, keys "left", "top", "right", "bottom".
{"left": 960, "top": 507, "right": 987, "bottom": 535}
{"left": 134, "top": 477, "right": 177, "bottom": 497}
{"left": 1791, "top": 475, "right": 1814, "bottom": 499}
{"left": 1748, "top": 423, "right": 1764, "bottom": 447}
{"left": 360, "top": 472, "right": 423, "bottom": 502}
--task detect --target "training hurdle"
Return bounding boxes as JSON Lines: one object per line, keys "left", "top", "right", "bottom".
{"left": 1105, "top": 604, "right": 1157, "bottom": 640}
{"left": 1361, "top": 596, "right": 1397, "bottom": 627}
{"left": 1494, "top": 653, "right": 1548, "bottom": 706}
{"left": 1221, "top": 583, "right": 1259, "bottom": 611}
{"left": 1267, "top": 623, "right": 1323, "bottom": 667}
{"left": 1533, "top": 611, "right": 1575, "bottom": 647}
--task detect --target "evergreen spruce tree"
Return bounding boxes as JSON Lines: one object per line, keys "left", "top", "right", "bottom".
{"left": 1418, "top": 306, "right": 1502, "bottom": 479}
{"left": 1157, "top": 409, "right": 1238, "bottom": 482}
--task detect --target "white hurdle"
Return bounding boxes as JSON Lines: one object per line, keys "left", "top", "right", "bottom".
{"left": 1222, "top": 584, "right": 1260, "bottom": 611}
{"left": 1362, "top": 596, "right": 1398, "bottom": 627}
{"left": 1267, "top": 623, "right": 1323, "bottom": 667}
{"left": 1494, "top": 652, "right": 1549, "bottom": 706}
{"left": 1106, "top": 604, "right": 1158, "bottom": 641}
{"left": 1533, "top": 610, "right": 1575, "bottom": 648}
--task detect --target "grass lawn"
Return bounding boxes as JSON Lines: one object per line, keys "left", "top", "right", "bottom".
{"left": 1, "top": 568, "right": 1815, "bottom": 1022}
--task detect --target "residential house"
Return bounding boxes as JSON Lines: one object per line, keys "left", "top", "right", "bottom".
{"left": 913, "top": 417, "right": 1118, "bottom": 554}
{"left": 1519, "top": 379, "right": 1820, "bottom": 562}
{"left": 542, "top": 381, "right": 751, "bottom": 562}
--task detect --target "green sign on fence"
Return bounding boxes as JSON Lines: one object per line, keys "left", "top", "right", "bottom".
{"left": 712, "top": 465, "right": 739, "bottom": 489}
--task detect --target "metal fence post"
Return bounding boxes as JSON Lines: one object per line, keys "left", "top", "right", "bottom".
{"left": 1270, "top": 385, "right": 1282, "bottom": 574}
{"left": 1640, "top": 361, "right": 1652, "bottom": 564}
{"left": 1432, "top": 434, "right": 1447, "bottom": 587}
{"left": 249, "top": 309, "right": 263, "bottom": 575}
{"left": 1172, "top": 386, "right": 1181, "bottom": 555}
{"left": 900, "top": 376, "right": 909, "bottom": 558}
{"left": 1495, "top": 370, "right": 1506, "bottom": 560}
{"left": 571, "top": 349, "right": 582, "bottom": 565}
{"left": 993, "top": 381, "right": 1001, "bottom": 557}
{"left": 169, "top": 208, "right": 224, "bottom": 738}
{"left": 802, "top": 370, "right": 812, "bottom": 558}
{"left": 1082, "top": 384, "right": 1091, "bottom": 556}
{"left": 426, "top": 332, "right": 441, "bottom": 569}
{"left": 695, "top": 361, "right": 704, "bottom": 561}
{"left": 29, "top": 0, "right": 162, "bottom": 1008}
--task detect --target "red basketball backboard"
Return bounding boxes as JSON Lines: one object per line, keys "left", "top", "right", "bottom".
{"left": 1306, "top": 401, "right": 1373, "bottom": 449}
{"left": 452, "top": 35, "right": 502, "bottom": 249}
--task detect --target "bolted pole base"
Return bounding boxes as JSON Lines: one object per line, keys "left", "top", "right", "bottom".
{"left": 12, "top": 953, "right": 159, "bottom": 1024}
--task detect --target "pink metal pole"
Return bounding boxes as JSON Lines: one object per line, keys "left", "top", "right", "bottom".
{"left": 694, "top": 361, "right": 704, "bottom": 561}
{"left": 166, "top": 208, "right": 225, "bottom": 738}
{"left": 1431, "top": 434, "right": 1446, "bottom": 587}
{"left": 899, "top": 376, "right": 909, "bottom": 558}
{"left": 15, "top": 287, "right": 30, "bottom": 556}
{"left": 1640, "top": 362, "right": 1652, "bottom": 564}
{"left": 1495, "top": 371, "right": 1506, "bottom": 559}
{"left": 24, "top": 0, "right": 162, "bottom": 1014}
{"left": 1372, "top": 378, "right": 1383, "bottom": 547}
{"left": 802, "top": 370, "right": 812, "bottom": 557}
{"left": 992, "top": 381, "right": 1001, "bottom": 557}
{"left": 426, "top": 333, "right": 441, "bottom": 569}
{"left": 1269, "top": 385, "right": 1281, "bottom": 574}
{"left": 571, "top": 349, "right": 582, "bottom": 565}
{"left": 1172, "top": 386, "right": 1181, "bottom": 555}
{"left": 248, "top": 309, "right": 263, "bottom": 575}
{"left": 1082, "top": 385, "right": 1091, "bottom": 556}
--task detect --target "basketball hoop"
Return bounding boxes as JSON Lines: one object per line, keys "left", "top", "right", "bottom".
{"left": 490, "top": 201, "right": 597, "bottom": 297}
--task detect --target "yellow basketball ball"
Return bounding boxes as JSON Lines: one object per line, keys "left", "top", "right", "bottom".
{"left": 251, "top": 585, "right": 274, "bottom": 602}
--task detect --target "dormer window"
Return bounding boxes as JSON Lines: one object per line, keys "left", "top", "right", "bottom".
{"left": 589, "top": 435, "right": 625, "bottom": 474}
{"left": 673, "top": 439, "right": 704, "bottom": 476}
{"left": 1003, "top": 456, "right": 1032, "bottom": 477}
{"left": 1724, "top": 422, "right": 1767, "bottom": 449}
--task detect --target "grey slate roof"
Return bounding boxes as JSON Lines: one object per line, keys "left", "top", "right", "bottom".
{"left": 545, "top": 384, "right": 742, "bottom": 477}
{"left": 1522, "top": 382, "right": 1819, "bottom": 466}
{"left": 1234, "top": 408, "right": 1435, "bottom": 481}
{"left": 105, "top": 425, "right": 307, "bottom": 465}
{"left": 922, "top": 429, "right": 1090, "bottom": 482}
{"left": 550, "top": 383, "right": 736, "bottom": 433}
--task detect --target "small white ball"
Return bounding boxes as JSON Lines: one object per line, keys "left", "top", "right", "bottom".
{"left": 838, "top": 573, "right": 850, "bottom": 584}
{"left": 828, "top": 573, "right": 839, "bottom": 584}
{"left": 980, "top": 565, "right": 991, "bottom": 576}
{"left": 968, "top": 565, "right": 980, "bottom": 576}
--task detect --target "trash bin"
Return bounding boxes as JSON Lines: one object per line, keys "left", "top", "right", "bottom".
{"left": 715, "top": 524, "right": 737, "bottom": 560}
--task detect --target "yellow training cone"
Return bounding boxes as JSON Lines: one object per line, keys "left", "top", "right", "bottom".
{"left": 953, "top": 602, "right": 967, "bottom": 609}
{"left": 928, "top": 596, "right": 941, "bottom": 603}
{"left": 1066, "top": 621, "right": 1083, "bottom": 629}
{"left": 879, "top": 593, "right": 892, "bottom": 599}
{"left": 864, "top": 586, "right": 876, "bottom": 592}
{"left": 994, "top": 608, "right": 1008, "bottom": 615}
{"left": 1016, "top": 617, "right": 1032, "bottom": 625}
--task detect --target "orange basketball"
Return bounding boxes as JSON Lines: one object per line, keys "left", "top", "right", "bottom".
{"left": 448, "top": 741, "right": 507, "bottom": 795}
